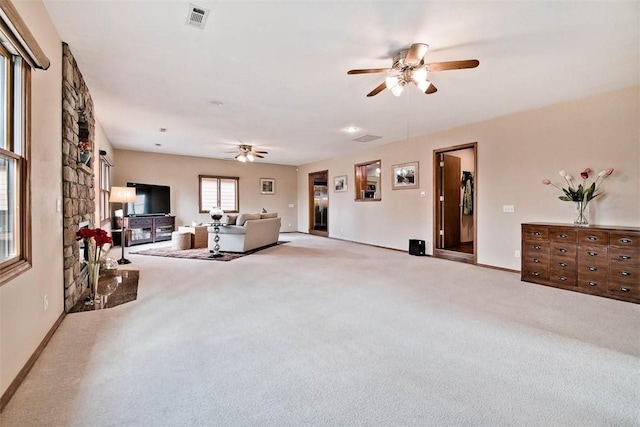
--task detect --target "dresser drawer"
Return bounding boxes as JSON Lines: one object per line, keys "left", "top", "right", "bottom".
{"left": 548, "top": 227, "right": 577, "bottom": 243}
{"left": 577, "top": 275, "right": 609, "bottom": 295}
{"left": 550, "top": 242, "right": 576, "bottom": 258}
{"left": 550, "top": 258, "right": 576, "bottom": 271}
{"left": 608, "top": 281, "right": 640, "bottom": 302}
{"left": 578, "top": 245, "right": 609, "bottom": 266}
{"left": 609, "top": 232, "right": 640, "bottom": 249}
{"left": 126, "top": 218, "right": 153, "bottom": 227}
{"left": 578, "top": 229, "right": 609, "bottom": 246}
{"left": 609, "top": 247, "right": 640, "bottom": 267}
{"left": 523, "top": 265, "right": 549, "bottom": 281}
{"left": 154, "top": 216, "right": 174, "bottom": 226}
{"left": 609, "top": 265, "right": 640, "bottom": 284}
{"left": 549, "top": 270, "right": 576, "bottom": 287}
{"left": 523, "top": 242, "right": 549, "bottom": 256}
{"left": 522, "top": 225, "right": 548, "bottom": 241}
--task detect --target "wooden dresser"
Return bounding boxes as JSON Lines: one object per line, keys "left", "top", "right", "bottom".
{"left": 521, "top": 223, "right": 640, "bottom": 303}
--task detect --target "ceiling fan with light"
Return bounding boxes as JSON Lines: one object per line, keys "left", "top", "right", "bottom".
{"left": 347, "top": 43, "right": 479, "bottom": 97}
{"left": 230, "top": 144, "right": 268, "bottom": 162}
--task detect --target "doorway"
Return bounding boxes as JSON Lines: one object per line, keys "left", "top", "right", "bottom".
{"left": 309, "top": 170, "right": 329, "bottom": 237}
{"left": 433, "top": 143, "right": 477, "bottom": 264}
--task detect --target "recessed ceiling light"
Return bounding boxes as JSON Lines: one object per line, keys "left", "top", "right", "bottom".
{"left": 159, "top": 128, "right": 167, "bottom": 132}
{"left": 210, "top": 100, "right": 224, "bottom": 107}
{"left": 155, "top": 143, "right": 162, "bottom": 147}
{"left": 344, "top": 126, "right": 359, "bottom": 133}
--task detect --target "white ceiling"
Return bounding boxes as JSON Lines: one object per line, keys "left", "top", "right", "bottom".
{"left": 42, "top": 1, "right": 639, "bottom": 166}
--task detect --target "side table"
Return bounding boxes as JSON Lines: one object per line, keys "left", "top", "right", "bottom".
{"left": 177, "top": 225, "right": 208, "bottom": 249}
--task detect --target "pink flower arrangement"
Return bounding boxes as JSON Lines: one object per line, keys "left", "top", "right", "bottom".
{"left": 542, "top": 167, "right": 614, "bottom": 203}
{"left": 79, "top": 141, "right": 91, "bottom": 154}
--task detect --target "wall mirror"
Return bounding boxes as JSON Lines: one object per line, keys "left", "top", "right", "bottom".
{"left": 354, "top": 160, "right": 381, "bottom": 201}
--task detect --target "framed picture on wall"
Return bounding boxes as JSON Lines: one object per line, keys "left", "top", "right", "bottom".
{"left": 334, "top": 175, "right": 347, "bottom": 192}
{"left": 260, "top": 178, "right": 275, "bottom": 195}
{"left": 392, "top": 161, "right": 419, "bottom": 190}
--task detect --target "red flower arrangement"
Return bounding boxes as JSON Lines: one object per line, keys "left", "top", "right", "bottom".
{"left": 76, "top": 227, "right": 113, "bottom": 263}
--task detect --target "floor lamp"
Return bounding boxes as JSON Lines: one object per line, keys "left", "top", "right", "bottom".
{"left": 109, "top": 186, "right": 137, "bottom": 264}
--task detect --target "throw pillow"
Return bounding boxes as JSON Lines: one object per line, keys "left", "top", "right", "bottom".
{"left": 226, "top": 214, "right": 238, "bottom": 225}
{"left": 236, "top": 213, "right": 261, "bottom": 226}
{"left": 260, "top": 212, "right": 278, "bottom": 219}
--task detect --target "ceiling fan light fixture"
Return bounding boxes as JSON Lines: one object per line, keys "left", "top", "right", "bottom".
{"left": 391, "top": 84, "right": 404, "bottom": 97}
{"left": 237, "top": 154, "right": 247, "bottom": 162}
{"left": 412, "top": 68, "right": 428, "bottom": 83}
{"left": 385, "top": 76, "right": 399, "bottom": 89}
{"left": 246, "top": 153, "right": 254, "bottom": 162}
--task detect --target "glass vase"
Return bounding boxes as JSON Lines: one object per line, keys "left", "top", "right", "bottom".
{"left": 86, "top": 260, "right": 100, "bottom": 305}
{"left": 574, "top": 201, "right": 590, "bottom": 226}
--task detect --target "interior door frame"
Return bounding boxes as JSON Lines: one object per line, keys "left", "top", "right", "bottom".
{"left": 308, "top": 170, "right": 329, "bottom": 237}
{"left": 433, "top": 142, "right": 477, "bottom": 264}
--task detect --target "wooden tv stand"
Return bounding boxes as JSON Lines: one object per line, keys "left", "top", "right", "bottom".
{"left": 124, "top": 215, "right": 175, "bottom": 247}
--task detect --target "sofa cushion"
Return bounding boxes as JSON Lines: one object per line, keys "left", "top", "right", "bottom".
{"left": 226, "top": 214, "right": 238, "bottom": 225}
{"left": 260, "top": 212, "right": 278, "bottom": 219}
{"left": 236, "top": 213, "right": 261, "bottom": 226}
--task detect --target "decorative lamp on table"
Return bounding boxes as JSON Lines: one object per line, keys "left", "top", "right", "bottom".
{"left": 109, "top": 186, "right": 137, "bottom": 264}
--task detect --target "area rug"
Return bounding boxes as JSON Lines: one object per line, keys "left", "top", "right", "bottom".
{"left": 130, "top": 241, "right": 288, "bottom": 262}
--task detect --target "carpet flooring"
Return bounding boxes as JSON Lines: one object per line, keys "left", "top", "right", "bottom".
{"left": 1, "top": 233, "right": 639, "bottom": 426}
{"left": 130, "top": 241, "right": 288, "bottom": 261}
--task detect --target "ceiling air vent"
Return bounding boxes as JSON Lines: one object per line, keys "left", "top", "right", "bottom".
{"left": 186, "top": 4, "right": 210, "bottom": 29}
{"left": 352, "top": 134, "right": 382, "bottom": 143}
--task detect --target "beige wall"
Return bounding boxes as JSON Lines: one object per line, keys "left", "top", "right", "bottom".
{"left": 0, "top": 1, "right": 64, "bottom": 396}
{"left": 297, "top": 86, "right": 640, "bottom": 270}
{"left": 112, "top": 150, "right": 298, "bottom": 231}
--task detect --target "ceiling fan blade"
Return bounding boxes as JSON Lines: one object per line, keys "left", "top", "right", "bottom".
{"left": 405, "top": 43, "right": 429, "bottom": 66}
{"left": 254, "top": 151, "right": 268, "bottom": 154}
{"left": 347, "top": 68, "right": 391, "bottom": 75}
{"left": 366, "top": 81, "right": 387, "bottom": 97}
{"left": 426, "top": 59, "right": 479, "bottom": 71}
{"left": 253, "top": 154, "right": 264, "bottom": 158}
{"left": 425, "top": 83, "right": 438, "bottom": 94}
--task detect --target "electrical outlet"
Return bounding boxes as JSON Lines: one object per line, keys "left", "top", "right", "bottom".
{"left": 288, "top": 203, "right": 294, "bottom": 208}
{"left": 43, "top": 294, "right": 49, "bottom": 312}
{"left": 514, "top": 250, "right": 520, "bottom": 258}
{"left": 503, "top": 205, "right": 515, "bottom": 213}
{"left": 420, "top": 191, "right": 426, "bottom": 198}
{"left": 288, "top": 223, "right": 292, "bottom": 227}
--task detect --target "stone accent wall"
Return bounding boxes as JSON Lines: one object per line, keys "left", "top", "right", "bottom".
{"left": 62, "top": 42, "right": 96, "bottom": 312}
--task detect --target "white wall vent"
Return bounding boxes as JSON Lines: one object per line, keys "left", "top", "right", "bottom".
{"left": 352, "top": 134, "right": 382, "bottom": 143}
{"left": 186, "top": 4, "right": 210, "bottom": 29}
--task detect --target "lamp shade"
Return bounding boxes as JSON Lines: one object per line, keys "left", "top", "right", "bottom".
{"left": 109, "top": 186, "right": 137, "bottom": 203}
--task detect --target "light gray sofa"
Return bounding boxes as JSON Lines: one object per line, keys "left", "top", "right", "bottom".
{"left": 208, "top": 216, "right": 281, "bottom": 253}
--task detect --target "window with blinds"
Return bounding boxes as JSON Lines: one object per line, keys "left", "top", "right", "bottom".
{"left": 199, "top": 175, "right": 239, "bottom": 213}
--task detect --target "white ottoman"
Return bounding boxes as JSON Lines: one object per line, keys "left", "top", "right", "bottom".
{"left": 171, "top": 231, "right": 191, "bottom": 250}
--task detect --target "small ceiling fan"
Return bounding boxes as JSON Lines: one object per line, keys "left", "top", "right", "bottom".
{"left": 229, "top": 144, "right": 268, "bottom": 162}
{"left": 347, "top": 43, "right": 479, "bottom": 97}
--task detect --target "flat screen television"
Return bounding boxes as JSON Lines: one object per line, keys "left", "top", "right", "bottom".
{"left": 126, "top": 182, "right": 171, "bottom": 216}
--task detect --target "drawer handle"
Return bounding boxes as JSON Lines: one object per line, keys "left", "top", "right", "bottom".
{"left": 533, "top": 258, "right": 540, "bottom": 263}
{"left": 559, "top": 262, "right": 568, "bottom": 267}
{"left": 587, "top": 251, "right": 598, "bottom": 256}
{"left": 620, "top": 287, "right": 630, "bottom": 293}
{"left": 619, "top": 271, "right": 631, "bottom": 277}
{"left": 618, "top": 255, "right": 631, "bottom": 260}
{"left": 531, "top": 272, "right": 540, "bottom": 277}
{"left": 619, "top": 238, "right": 632, "bottom": 244}
{"left": 587, "top": 236, "right": 598, "bottom": 241}
{"left": 533, "top": 232, "right": 541, "bottom": 236}
{"left": 587, "top": 281, "right": 598, "bottom": 287}
{"left": 559, "top": 248, "right": 567, "bottom": 253}
{"left": 559, "top": 276, "right": 567, "bottom": 281}
{"left": 559, "top": 233, "right": 568, "bottom": 238}
{"left": 533, "top": 245, "right": 541, "bottom": 250}
{"left": 588, "top": 266, "right": 598, "bottom": 271}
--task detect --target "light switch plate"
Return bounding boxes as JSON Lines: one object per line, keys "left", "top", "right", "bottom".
{"left": 503, "top": 205, "right": 515, "bottom": 213}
